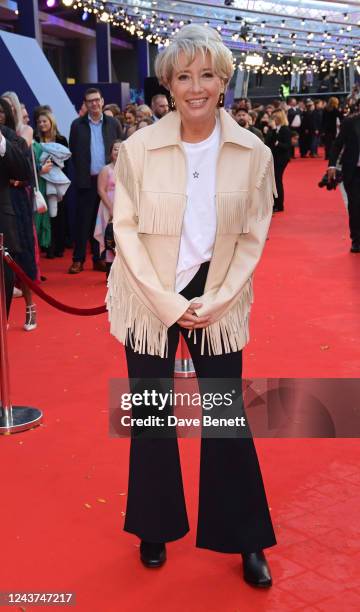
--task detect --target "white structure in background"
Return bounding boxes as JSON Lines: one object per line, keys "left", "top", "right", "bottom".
{"left": 0, "top": 30, "right": 77, "bottom": 137}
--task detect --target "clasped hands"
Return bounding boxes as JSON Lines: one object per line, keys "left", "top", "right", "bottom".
{"left": 177, "top": 302, "right": 211, "bottom": 330}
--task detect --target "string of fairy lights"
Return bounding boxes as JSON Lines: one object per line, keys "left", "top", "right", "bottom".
{"left": 58, "top": 0, "right": 360, "bottom": 75}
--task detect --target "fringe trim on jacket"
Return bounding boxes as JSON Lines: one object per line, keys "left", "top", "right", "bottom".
{"left": 106, "top": 145, "right": 275, "bottom": 359}
{"left": 255, "top": 149, "right": 278, "bottom": 221}
{"left": 106, "top": 258, "right": 169, "bottom": 358}
{"left": 217, "top": 192, "right": 249, "bottom": 234}
{"left": 138, "top": 192, "right": 186, "bottom": 235}
{"left": 199, "top": 277, "right": 253, "bottom": 356}
{"left": 117, "top": 146, "right": 139, "bottom": 215}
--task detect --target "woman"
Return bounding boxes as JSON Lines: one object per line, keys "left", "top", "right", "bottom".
{"left": 94, "top": 139, "right": 121, "bottom": 277}
{"left": 32, "top": 139, "right": 52, "bottom": 253}
{"left": 36, "top": 110, "right": 70, "bottom": 258}
{"left": 255, "top": 110, "right": 271, "bottom": 138}
{"left": 123, "top": 108, "right": 137, "bottom": 139}
{"left": 107, "top": 25, "right": 277, "bottom": 586}
{"left": 266, "top": 109, "right": 291, "bottom": 212}
{"left": 0, "top": 96, "right": 38, "bottom": 330}
{"left": 21, "top": 103, "right": 30, "bottom": 125}
{"left": 322, "top": 97, "right": 340, "bottom": 160}
{"left": 136, "top": 104, "right": 152, "bottom": 122}
{"left": 2, "top": 91, "right": 33, "bottom": 147}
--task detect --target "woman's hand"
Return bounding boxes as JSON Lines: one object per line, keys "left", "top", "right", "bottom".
{"left": 177, "top": 302, "right": 211, "bottom": 329}
{"left": 40, "top": 158, "right": 53, "bottom": 175}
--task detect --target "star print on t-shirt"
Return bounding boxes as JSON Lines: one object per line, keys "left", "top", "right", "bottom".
{"left": 193, "top": 171, "right": 199, "bottom": 179}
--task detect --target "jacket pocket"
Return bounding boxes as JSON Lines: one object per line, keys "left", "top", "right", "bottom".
{"left": 138, "top": 191, "right": 186, "bottom": 235}
{"left": 216, "top": 191, "right": 249, "bottom": 234}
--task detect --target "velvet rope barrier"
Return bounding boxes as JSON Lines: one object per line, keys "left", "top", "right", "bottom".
{"left": 3, "top": 251, "right": 107, "bottom": 316}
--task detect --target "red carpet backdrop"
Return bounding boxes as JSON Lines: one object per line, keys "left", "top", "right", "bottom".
{"left": 2, "top": 155, "right": 360, "bottom": 611}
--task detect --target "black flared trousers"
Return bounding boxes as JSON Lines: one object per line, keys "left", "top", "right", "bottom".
{"left": 123, "top": 263, "right": 277, "bottom": 553}
{"left": 273, "top": 159, "right": 289, "bottom": 211}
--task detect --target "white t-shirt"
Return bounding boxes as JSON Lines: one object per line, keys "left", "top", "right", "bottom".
{"left": 176, "top": 118, "right": 220, "bottom": 293}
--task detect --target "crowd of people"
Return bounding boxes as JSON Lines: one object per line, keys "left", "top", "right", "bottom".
{"left": 1, "top": 83, "right": 359, "bottom": 333}
{"left": 230, "top": 88, "right": 360, "bottom": 212}
{"left": 0, "top": 88, "right": 171, "bottom": 333}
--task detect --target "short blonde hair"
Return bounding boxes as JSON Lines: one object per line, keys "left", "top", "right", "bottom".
{"left": 155, "top": 24, "right": 234, "bottom": 89}
{"left": 137, "top": 104, "right": 152, "bottom": 118}
{"left": 272, "top": 109, "right": 289, "bottom": 126}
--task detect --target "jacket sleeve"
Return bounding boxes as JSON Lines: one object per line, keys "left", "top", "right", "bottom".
{"left": 0, "top": 132, "right": 31, "bottom": 182}
{"left": 115, "top": 120, "right": 122, "bottom": 140}
{"left": 110, "top": 142, "right": 190, "bottom": 329}
{"left": 193, "top": 146, "right": 275, "bottom": 326}
{"left": 69, "top": 120, "right": 76, "bottom": 156}
{"left": 275, "top": 127, "right": 291, "bottom": 152}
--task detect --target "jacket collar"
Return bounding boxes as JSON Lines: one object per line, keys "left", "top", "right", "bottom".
{"left": 146, "top": 108, "right": 254, "bottom": 150}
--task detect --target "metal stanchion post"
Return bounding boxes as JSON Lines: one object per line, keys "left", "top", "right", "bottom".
{"left": 0, "top": 234, "right": 43, "bottom": 434}
{"left": 174, "top": 335, "right": 196, "bottom": 378}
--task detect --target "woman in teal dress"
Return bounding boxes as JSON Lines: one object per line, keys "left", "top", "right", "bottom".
{"left": 32, "top": 140, "right": 52, "bottom": 251}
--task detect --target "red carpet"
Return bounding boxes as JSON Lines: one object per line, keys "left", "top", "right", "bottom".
{"left": 2, "top": 154, "right": 360, "bottom": 611}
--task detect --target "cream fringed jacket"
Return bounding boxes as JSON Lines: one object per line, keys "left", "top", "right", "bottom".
{"left": 106, "top": 108, "right": 276, "bottom": 358}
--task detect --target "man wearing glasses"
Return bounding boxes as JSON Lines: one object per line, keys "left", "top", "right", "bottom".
{"left": 68, "top": 87, "right": 122, "bottom": 274}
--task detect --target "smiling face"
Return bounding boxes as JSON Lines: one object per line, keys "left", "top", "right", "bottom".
{"left": 170, "top": 51, "right": 223, "bottom": 127}
{"left": 84, "top": 92, "right": 104, "bottom": 120}
{"left": 37, "top": 114, "right": 52, "bottom": 134}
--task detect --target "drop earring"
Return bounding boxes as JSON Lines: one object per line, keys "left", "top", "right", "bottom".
{"left": 169, "top": 94, "right": 176, "bottom": 111}
{"left": 217, "top": 92, "right": 225, "bottom": 108}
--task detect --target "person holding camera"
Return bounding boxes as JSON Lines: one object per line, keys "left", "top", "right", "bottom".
{"left": 328, "top": 104, "right": 360, "bottom": 253}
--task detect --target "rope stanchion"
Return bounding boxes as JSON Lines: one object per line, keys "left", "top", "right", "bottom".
{"left": 0, "top": 234, "right": 43, "bottom": 434}
{"left": 3, "top": 251, "right": 106, "bottom": 316}
{"left": 174, "top": 335, "right": 196, "bottom": 378}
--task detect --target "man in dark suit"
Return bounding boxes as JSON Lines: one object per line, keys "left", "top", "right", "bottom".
{"left": 68, "top": 87, "right": 122, "bottom": 274}
{"left": 0, "top": 126, "right": 30, "bottom": 315}
{"left": 328, "top": 103, "right": 360, "bottom": 253}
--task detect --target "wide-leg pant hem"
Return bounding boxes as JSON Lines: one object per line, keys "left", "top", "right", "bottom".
{"left": 195, "top": 537, "right": 277, "bottom": 555}
{"left": 123, "top": 525, "right": 190, "bottom": 544}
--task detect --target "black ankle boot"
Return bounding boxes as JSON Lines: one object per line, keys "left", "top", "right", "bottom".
{"left": 140, "top": 541, "right": 166, "bottom": 568}
{"left": 241, "top": 550, "right": 272, "bottom": 587}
